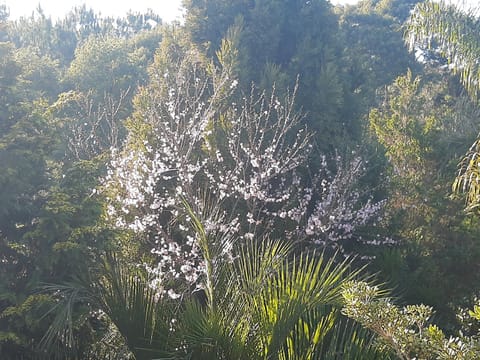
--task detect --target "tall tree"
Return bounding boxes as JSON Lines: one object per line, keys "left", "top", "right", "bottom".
{"left": 65, "top": 35, "right": 147, "bottom": 98}
{"left": 406, "top": 0, "right": 480, "bottom": 211}
{"left": 337, "top": 0, "right": 418, "bottom": 109}
{"left": 368, "top": 69, "right": 480, "bottom": 322}
{"left": 182, "top": 0, "right": 359, "bottom": 150}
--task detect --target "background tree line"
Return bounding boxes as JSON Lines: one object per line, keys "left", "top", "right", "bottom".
{"left": 1, "top": 0, "right": 480, "bottom": 358}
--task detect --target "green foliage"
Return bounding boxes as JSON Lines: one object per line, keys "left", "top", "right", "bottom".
{"left": 50, "top": 89, "right": 131, "bottom": 161}
{"left": 0, "top": 156, "right": 114, "bottom": 359}
{"left": 183, "top": 0, "right": 361, "bottom": 150}
{"left": 337, "top": 2, "right": 417, "bottom": 112}
{"left": 0, "top": 84, "right": 114, "bottom": 357}
{"left": 0, "top": 98, "right": 58, "bottom": 357}
{"left": 454, "top": 140, "right": 480, "bottom": 212}
{"left": 369, "top": 70, "right": 434, "bottom": 183}
{"left": 13, "top": 46, "right": 60, "bottom": 100}
{"left": 0, "top": 42, "right": 22, "bottom": 134}
{"left": 7, "top": 5, "right": 164, "bottom": 65}
{"left": 1, "top": 0, "right": 480, "bottom": 357}
{"left": 343, "top": 281, "right": 480, "bottom": 359}
{"left": 65, "top": 35, "right": 147, "bottom": 98}
{"left": 7, "top": 6, "right": 57, "bottom": 59}
{"left": 406, "top": 1, "right": 480, "bottom": 212}
{"left": 407, "top": 0, "right": 480, "bottom": 99}
{"left": 368, "top": 69, "right": 480, "bottom": 323}
{"left": 351, "top": 0, "right": 422, "bottom": 22}
{"left": 42, "top": 206, "right": 382, "bottom": 359}
{"left": 0, "top": 4, "right": 8, "bottom": 41}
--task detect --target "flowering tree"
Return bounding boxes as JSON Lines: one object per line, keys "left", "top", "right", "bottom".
{"left": 103, "top": 30, "right": 385, "bottom": 298}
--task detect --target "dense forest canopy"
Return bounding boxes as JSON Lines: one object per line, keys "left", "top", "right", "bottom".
{"left": 1, "top": 0, "right": 480, "bottom": 358}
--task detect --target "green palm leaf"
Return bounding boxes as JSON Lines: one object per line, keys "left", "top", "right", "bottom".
{"left": 40, "top": 255, "right": 175, "bottom": 359}
{"left": 97, "top": 255, "right": 173, "bottom": 359}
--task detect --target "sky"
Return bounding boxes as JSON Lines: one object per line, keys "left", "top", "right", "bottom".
{"left": 0, "top": 0, "right": 359, "bottom": 23}
{"left": 0, "top": 0, "right": 477, "bottom": 23}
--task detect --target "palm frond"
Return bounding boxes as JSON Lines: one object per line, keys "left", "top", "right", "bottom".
{"left": 234, "top": 237, "right": 292, "bottom": 295}
{"left": 178, "top": 300, "right": 255, "bottom": 360}
{"left": 39, "top": 281, "right": 92, "bottom": 359}
{"left": 182, "top": 195, "right": 239, "bottom": 310}
{"left": 320, "top": 316, "right": 392, "bottom": 360}
{"left": 232, "top": 240, "right": 366, "bottom": 359}
{"left": 96, "top": 254, "right": 174, "bottom": 359}
{"left": 264, "top": 252, "right": 360, "bottom": 358}
{"left": 407, "top": 0, "right": 480, "bottom": 99}
{"left": 40, "top": 255, "right": 176, "bottom": 359}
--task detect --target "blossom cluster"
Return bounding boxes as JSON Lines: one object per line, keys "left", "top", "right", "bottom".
{"left": 102, "top": 53, "right": 388, "bottom": 298}
{"left": 302, "top": 156, "right": 387, "bottom": 249}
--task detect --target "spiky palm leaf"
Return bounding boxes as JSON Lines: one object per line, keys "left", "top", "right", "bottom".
{"left": 96, "top": 255, "right": 174, "bottom": 359}
{"left": 407, "top": 0, "right": 480, "bottom": 99}
{"left": 39, "top": 281, "right": 92, "bottom": 359}
{"left": 242, "top": 247, "right": 363, "bottom": 359}
{"left": 176, "top": 300, "right": 255, "bottom": 360}
{"left": 175, "top": 205, "right": 383, "bottom": 359}
{"left": 319, "top": 317, "right": 390, "bottom": 360}
{"left": 41, "top": 255, "right": 175, "bottom": 360}
{"left": 42, "top": 204, "right": 385, "bottom": 359}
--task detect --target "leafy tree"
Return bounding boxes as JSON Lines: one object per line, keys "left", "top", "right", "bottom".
{"left": 0, "top": 98, "right": 114, "bottom": 358}
{"left": 368, "top": 69, "right": 480, "bottom": 323}
{"left": 0, "top": 25, "right": 117, "bottom": 357}
{"left": 336, "top": 1, "right": 418, "bottom": 111}
{"left": 0, "top": 102, "right": 120, "bottom": 358}
{"left": 6, "top": 6, "right": 67, "bottom": 60}
{"left": 14, "top": 46, "right": 61, "bottom": 100}
{"left": 369, "top": 70, "right": 434, "bottom": 183}
{"left": 0, "top": 42, "right": 22, "bottom": 134}
{"left": 0, "top": 102, "right": 56, "bottom": 358}
{"left": 351, "top": 0, "right": 422, "bottom": 23}
{"left": 64, "top": 35, "right": 147, "bottom": 98}
{"left": 183, "top": 0, "right": 251, "bottom": 53}
{"left": 406, "top": 0, "right": 480, "bottom": 212}
{"left": 114, "top": 10, "right": 163, "bottom": 36}
{"left": 8, "top": 5, "right": 164, "bottom": 66}
{"left": 103, "top": 28, "right": 385, "bottom": 286}
{"left": 183, "top": 0, "right": 361, "bottom": 150}
{"left": 0, "top": 4, "right": 8, "bottom": 42}
{"left": 57, "top": 32, "right": 156, "bottom": 162}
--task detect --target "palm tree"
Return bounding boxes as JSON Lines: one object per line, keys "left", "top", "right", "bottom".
{"left": 39, "top": 254, "right": 175, "bottom": 360}
{"left": 406, "top": 0, "right": 480, "bottom": 211}
{"left": 41, "top": 205, "right": 384, "bottom": 359}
